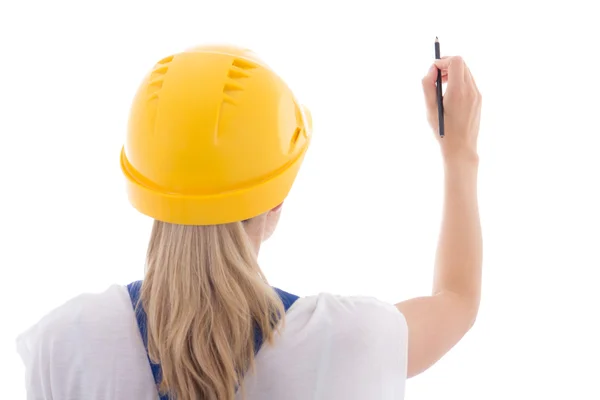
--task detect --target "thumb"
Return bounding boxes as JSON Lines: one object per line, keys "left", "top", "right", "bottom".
{"left": 422, "top": 64, "right": 438, "bottom": 111}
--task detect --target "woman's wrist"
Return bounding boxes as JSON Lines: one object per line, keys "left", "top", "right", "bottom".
{"left": 443, "top": 149, "right": 480, "bottom": 171}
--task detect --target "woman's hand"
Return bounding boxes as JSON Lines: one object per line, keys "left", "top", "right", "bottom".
{"left": 422, "top": 56, "right": 482, "bottom": 163}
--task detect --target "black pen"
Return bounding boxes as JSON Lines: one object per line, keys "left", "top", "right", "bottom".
{"left": 435, "top": 37, "right": 445, "bottom": 138}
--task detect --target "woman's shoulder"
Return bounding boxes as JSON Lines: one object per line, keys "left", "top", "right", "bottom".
{"left": 293, "top": 292, "right": 406, "bottom": 320}
{"left": 16, "top": 284, "right": 156, "bottom": 398}
{"left": 246, "top": 293, "right": 409, "bottom": 398}
{"left": 21, "top": 285, "right": 131, "bottom": 336}
{"left": 283, "top": 292, "right": 408, "bottom": 341}
{"left": 16, "top": 284, "right": 137, "bottom": 369}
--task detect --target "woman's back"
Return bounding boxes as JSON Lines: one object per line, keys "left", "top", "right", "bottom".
{"left": 17, "top": 284, "right": 408, "bottom": 399}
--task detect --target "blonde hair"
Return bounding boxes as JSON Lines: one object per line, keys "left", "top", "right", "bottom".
{"left": 140, "top": 219, "right": 286, "bottom": 400}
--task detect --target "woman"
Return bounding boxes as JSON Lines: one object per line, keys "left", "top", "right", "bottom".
{"left": 17, "top": 45, "right": 482, "bottom": 399}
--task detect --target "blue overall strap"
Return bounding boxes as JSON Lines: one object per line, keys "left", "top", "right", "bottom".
{"left": 126, "top": 280, "right": 299, "bottom": 399}
{"left": 126, "top": 281, "right": 167, "bottom": 399}
{"left": 253, "top": 287, "right": 299, "bottom": 352}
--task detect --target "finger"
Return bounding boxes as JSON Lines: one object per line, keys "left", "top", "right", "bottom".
{"left": 434, "top": 56, "right": 464, "bottom": 85}
{"left": 421, "top": 64, "right": 438, "bottom": 110}
{"left": 433, "top": 55, "right": 452, "bottom": 69}
{"left": 436, "top": 69, "right": 449, "bottom": 82}
{"left": 434, "top": 56, "right": 451, "bottom": 72}
{"left": 423, "top": 65, "right": 448, "bottom": 83}
{"left": 422, "top": 64, "right": 449, "bottom": 109}
{"left": 434, "top": 56, "right": 465, "bottom": 91}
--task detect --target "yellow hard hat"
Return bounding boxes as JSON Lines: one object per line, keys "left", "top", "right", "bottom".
{"left": 120, "top": 45, "right": 312, "bottom": 225}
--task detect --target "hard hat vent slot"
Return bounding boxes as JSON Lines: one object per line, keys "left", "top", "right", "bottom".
{"left": 157, "top": 55, "right": 174, "bottom": 65}
{"left": 232, "top": 58, "right": 258, "bottom": 70}
{"left": 223, "top": 82, "right": 244, "bottom": 94}
{"left": 228, "top": 69, "right": 249, "bottom": 79}
{"left": 289, "top": 127, "right": 302, "bottom": 153}
{"left": 147, "top": 55, "right": 174, "bottom": 101}
{"left": 221, "top": 58, "right": 255, "bottom": 105}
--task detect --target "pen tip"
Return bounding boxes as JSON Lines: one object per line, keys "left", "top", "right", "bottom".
{"left": 435, "top": 36, "right": 439, "bottom": 42}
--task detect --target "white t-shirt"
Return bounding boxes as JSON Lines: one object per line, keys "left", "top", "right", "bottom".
{"left": 16, "top": 285, "right": 408, "bottom": 399}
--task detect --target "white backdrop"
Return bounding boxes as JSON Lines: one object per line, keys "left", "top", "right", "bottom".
{"left": 1, "top": 0, "right": 599, "bottom": 399}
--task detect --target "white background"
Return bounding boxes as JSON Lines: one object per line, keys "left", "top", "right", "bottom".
{"left": 1, "top": 0, "right": 599, "bottom": 398}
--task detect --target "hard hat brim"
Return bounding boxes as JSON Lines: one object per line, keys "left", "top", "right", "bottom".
{"left": 120, "top": 143, "right": 310, "bottom": 225}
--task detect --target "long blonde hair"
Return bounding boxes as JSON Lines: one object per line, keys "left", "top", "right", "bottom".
{"left": 140, "top": 219, "right": 286, "bottom": 400}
